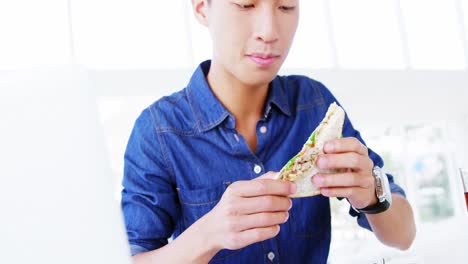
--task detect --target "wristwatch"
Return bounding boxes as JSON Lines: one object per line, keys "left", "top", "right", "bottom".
{"left": 353, "top": 166, "right": 393, "bottom": 214}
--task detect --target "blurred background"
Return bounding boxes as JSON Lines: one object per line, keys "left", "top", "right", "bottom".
{"left": 1, "top": 0, "right": 468, "bottom": 263}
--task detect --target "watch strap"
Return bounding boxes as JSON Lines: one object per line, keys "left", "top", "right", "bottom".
{"left": 352, "top": 166, "right": 392, "bottom": 214}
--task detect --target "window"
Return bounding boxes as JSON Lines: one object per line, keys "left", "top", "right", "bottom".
{"left": 400, "top": 0, "right": 467, "bottom": 70}
{"left": 2, "top": 0, "right": 468, "bottom": 70}
{"left": 329, "top": 0, "right": 406, "bottom": 69}
{"left": 282, "top": 0, "right": 334, "bottom": 69}
{"left": 71, "top": 0, "right": 190, "bottom": 69}
{"left": 0, "top": 0, "right": 71, "bottom": 69}
{"left": 329, "top": 121, "right": 465, "bottom": 263}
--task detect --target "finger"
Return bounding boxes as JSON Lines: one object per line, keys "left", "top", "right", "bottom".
{"left": 323, "top": 137, "right": 368, "bottom": 155}
{"left": 320, "top": 187, "right": 363, "bottom": 198}
{"left": 231, "top": 212, "right": 289, "bottom": 232}
{"left": 255, "top": 171, "right": 280, "bottom": 180}
{"left": 312, "top": 172, "right": 373, "bottom": 188}
{"left": 316, "top": 153, "right": 373, "bottom": 171}
{"left": 235, "top": 196, "right": 292, "bottom": 215}
{"left": 237, "top": 225, "right": 281, "bottom": 246}
{"left": 232, "top": 179, "right": 295, "bottom": 197}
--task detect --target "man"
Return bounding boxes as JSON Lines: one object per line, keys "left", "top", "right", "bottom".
{"left": 122, "top": 0, "right": 416, "bottom": 263}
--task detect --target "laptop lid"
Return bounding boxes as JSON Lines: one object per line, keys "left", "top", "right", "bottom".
{"left": 0, "top": 68, "right": 131, "bottom": 264}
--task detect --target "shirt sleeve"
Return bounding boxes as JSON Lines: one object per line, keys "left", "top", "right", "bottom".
{"left": 314, "top": 80, "right": 407, "bottom": 231}
{"left": 121, "top": 107, "right": 180, "bottom": 255}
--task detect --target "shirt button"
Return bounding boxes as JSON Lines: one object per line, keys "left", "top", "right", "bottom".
{"left": 233, "top": 134, "right": 240, "bottom": 142}
{"left": 254, "top": 164, "right": 262, "bottom": 174}
{"left": 259, "top": 126, "right": 268, "bottom": 134}
{"left": 267, "top": 251, "right": 275, "bottom": 261}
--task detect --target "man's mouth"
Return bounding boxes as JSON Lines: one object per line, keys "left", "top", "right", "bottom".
{"left": 247, "top": 53, "right": 280, "bottom": 67}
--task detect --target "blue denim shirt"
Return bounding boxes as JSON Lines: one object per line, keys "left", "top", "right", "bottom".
{"left": 121, "top": 60, "right": 405, "bottom": 263}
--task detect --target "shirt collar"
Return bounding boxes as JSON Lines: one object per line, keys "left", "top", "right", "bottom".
{"left": 186, "top": 60, "right": 291, "bottom": 133}
{"left": 264, "top": 75, "right": 292, "bottom": 118}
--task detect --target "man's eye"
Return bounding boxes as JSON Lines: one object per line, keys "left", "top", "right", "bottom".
{"left": 235, "top": 3, "right": 255, "bottom": 9}
{"left": 279, "top": 6, "right": 296, "bottom": 11}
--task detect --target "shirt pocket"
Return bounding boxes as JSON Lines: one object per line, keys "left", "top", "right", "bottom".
{"left": 289, "top": 195, "right": 331, "bottom": 238}
{"left": 177, "top": 181, "right": 243, "bottom": 262}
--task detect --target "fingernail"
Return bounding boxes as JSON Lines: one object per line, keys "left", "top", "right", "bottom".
{"left": 288, "top": 199, "right": 293, "bottom": 210}
{"left": 285, "top": 212, "right": 290, "bottom": 222}
{"left": 290, "top": 182, "right": 297, "bottom": 194}
{"left": 317, "top": 156, "right": 327, "bottom": 168}
{"left": 324, "top": 142, "right": 334, "bottom": 153}
{"left": 313, "top": 175, "right": 323, "bottom": 186}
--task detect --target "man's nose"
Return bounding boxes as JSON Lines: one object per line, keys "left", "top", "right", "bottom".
{"left": 254, "top": 9, "right": 280, "bottom": 44}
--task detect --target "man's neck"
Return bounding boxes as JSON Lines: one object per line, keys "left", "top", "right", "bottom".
{"left": 206, "top": 61, "right": 268, "bottom": 124}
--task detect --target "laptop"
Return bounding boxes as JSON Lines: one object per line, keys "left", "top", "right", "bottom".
{"left": 0, "top": 67, "right": 131, "bottom": 264}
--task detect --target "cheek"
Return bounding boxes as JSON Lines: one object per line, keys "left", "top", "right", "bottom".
{"left": 210, "top": 18, "right": 249, "bottom": 54}
{"left": 213, "top": 31, "right": 250, "bottom": 61}
{"left": 282, "top": 19, "right": 299, "bottom": 47}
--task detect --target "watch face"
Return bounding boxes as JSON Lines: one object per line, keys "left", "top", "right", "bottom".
{"left": 375, "top": 177, "right": 385, "bottom": 199}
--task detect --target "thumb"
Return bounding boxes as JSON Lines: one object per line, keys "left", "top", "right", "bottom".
{"left": 255, "top": 171, "right": 280, "bottom": 180}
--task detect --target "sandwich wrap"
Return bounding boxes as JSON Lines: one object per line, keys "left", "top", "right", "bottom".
{"left": 275, "top": 102, "right": 346, "bottom": 198}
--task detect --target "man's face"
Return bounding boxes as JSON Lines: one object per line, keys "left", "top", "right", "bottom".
{"left": 204, "top": 0, "right": 299, "bottom": 86}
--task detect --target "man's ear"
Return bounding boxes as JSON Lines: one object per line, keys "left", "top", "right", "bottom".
{"left": 192, "top": 0, "right": 209, "bottom": 27}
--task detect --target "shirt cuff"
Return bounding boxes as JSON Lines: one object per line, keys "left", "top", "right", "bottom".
{"left": 353, "top": 187, "right": 407, "bottom": 231}
{"left": 130, "top": 244, "right": 150, "bottom": 256}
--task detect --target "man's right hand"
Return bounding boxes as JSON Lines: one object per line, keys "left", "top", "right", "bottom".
{"left": 131, "top": 171, "right": 296, "bottom": 264}
{"left": 198, "top": 171, "right": 296, "bottom": 252}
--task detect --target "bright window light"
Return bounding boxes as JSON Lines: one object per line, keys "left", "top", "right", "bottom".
{"left": 329, "top": 0, "right": 405, "bottom": 69}
{"left": 401, "top": 0, "right": 466, "bottom": 70}
{"left": 462, "top": 0, "right": 468, "bottom": 48}
{"left": 71, "top": 0, "right": 191, "bottom": 69}
{"left": 283, "top": 0, "right": 334, "bottom": 69}
{"left": 0, "top": 0, "right": 71, "bottom": 70}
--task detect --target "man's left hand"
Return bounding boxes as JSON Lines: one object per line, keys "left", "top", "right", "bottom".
{"left": 312, "top": 137, "right": 378, "bottom": 209}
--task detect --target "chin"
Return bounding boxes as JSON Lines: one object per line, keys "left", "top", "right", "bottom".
{"left": 239, "top": 70, "right": 277, "bottom": 88}
{"left": 239, "top": 65, "right": 281, "bottom": 87}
